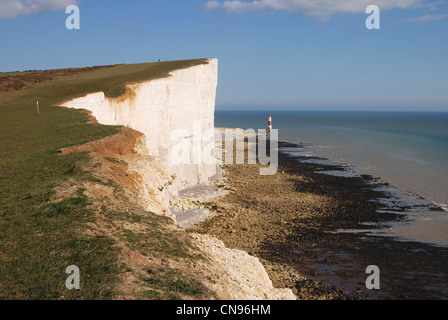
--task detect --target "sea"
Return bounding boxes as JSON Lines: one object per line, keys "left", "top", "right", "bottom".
{"left": 215, "top": 110, "right": 448, "bottom": 248}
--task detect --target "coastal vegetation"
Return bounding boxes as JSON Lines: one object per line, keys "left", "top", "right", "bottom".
{"left": 0, "top": 60, "right": 211, "bottom": 299}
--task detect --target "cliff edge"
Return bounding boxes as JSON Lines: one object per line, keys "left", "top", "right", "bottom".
{"left": 60, "top": 59, "right": 218, "bottom": 201}
{"left": 58, "top": 59, "right": 296, "bottom": 300}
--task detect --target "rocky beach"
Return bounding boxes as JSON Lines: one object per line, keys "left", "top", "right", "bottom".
{"left": 191, "top": 139, "right": 448, "bottom": 300}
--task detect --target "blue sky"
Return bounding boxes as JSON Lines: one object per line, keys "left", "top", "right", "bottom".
{"left": 0, "top": 0, "right": 447, "bottom": 111}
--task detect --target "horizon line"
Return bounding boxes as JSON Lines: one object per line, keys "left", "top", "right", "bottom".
{"left": 215, "top": 107, "right": 448, "bottom": 113}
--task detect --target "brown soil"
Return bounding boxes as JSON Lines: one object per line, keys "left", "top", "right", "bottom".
{"left": 192, "top": 140, "right": 448, "bottom": 300}
{"left": 58, "top": 127, "right": 219, "bottom": 300}
{"left": 0, "top": 65, "right": 117, "bottom": 93}
{"left": 60, "top": 126, "right": 143, "bottom": 193}
{"left": 57, "top": 125, "right": 297, "bottom": 300}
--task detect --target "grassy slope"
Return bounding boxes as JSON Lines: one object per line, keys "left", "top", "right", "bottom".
{"left": 0, "top": 59, "right": 210, "bottom": 299}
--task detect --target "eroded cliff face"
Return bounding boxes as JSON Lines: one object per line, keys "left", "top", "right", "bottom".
{"left": 60, "top": 59, "right": 218, "bottom": 201}
{"left": 57, "top": 60, "right": 296, "bottom": 300}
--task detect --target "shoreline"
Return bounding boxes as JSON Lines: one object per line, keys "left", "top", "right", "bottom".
{"left": 192, "top": 139, "right": 448, "bottom": 299}
{"left": 280, "top": 140, "right": 448, "bottom": 248}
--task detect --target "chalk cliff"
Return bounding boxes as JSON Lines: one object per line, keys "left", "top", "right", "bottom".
{"left": 61, "top": 59, "right": 218, "bottom": 201}
{"left": 59, "top": 59, "right": 296, "bottom": 300}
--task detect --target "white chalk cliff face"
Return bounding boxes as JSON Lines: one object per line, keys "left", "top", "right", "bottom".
{"left": 61, "top": 59, "right": 218, "bottom": 196}
{"left": 59, "top": 60, "right": 297, "bottom": 300}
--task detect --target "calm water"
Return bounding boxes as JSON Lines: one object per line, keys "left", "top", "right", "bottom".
{"left": 215, "top": 110, "right": 448, "bottom": 247}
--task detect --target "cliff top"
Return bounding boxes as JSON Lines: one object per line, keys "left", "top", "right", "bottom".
{"left": 0, "top": 58, "right": 216, "bottom": 299}
{"left": 0, "top": 58, "right": 212, "bottom": 107}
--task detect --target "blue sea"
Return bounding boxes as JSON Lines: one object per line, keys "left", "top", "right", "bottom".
{"left": 215, "top": 110, "right": 448, "bottom": 247}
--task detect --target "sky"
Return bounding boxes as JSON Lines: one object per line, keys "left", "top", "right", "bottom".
{"left": 0, "top": 0, "right": 447, "bottom": 111}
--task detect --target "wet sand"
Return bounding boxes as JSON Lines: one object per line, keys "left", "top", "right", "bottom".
{"left": 192, "top": 140, "right": 448, "bottom": 300}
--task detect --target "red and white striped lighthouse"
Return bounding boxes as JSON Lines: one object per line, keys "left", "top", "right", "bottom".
{"left": 268, "top": 113, "right": 272, "bottom": 132}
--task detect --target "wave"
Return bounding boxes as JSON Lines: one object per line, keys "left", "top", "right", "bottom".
{"left": 432, "top": 202, "right": 448, "bottom": 212}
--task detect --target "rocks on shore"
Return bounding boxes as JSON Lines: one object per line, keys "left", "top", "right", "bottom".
{"left": 193, "top": 233, "right": 296, "bottom": 300}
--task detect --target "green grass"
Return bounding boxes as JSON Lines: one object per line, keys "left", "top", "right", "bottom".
{"left": 143, "top": 276, "right": 204, "bottom": 298}
{"left": 140, "top": 289, "right": 164, "bottom": 300}
{"left": 104, "top": 157, "right": 128, "bottom": 166}
{"left": 118, "top": 218, "right": 196, "bottom": 259}
{"left": 0, "top": 59, "right": 210, "bottom": 299}
{"left": 0, "top": 59, "right": 210, "bottom": 107}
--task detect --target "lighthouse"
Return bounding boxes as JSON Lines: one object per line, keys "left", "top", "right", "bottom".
{"left": 267, "top": 113, "right": 272, "bottom": 132}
